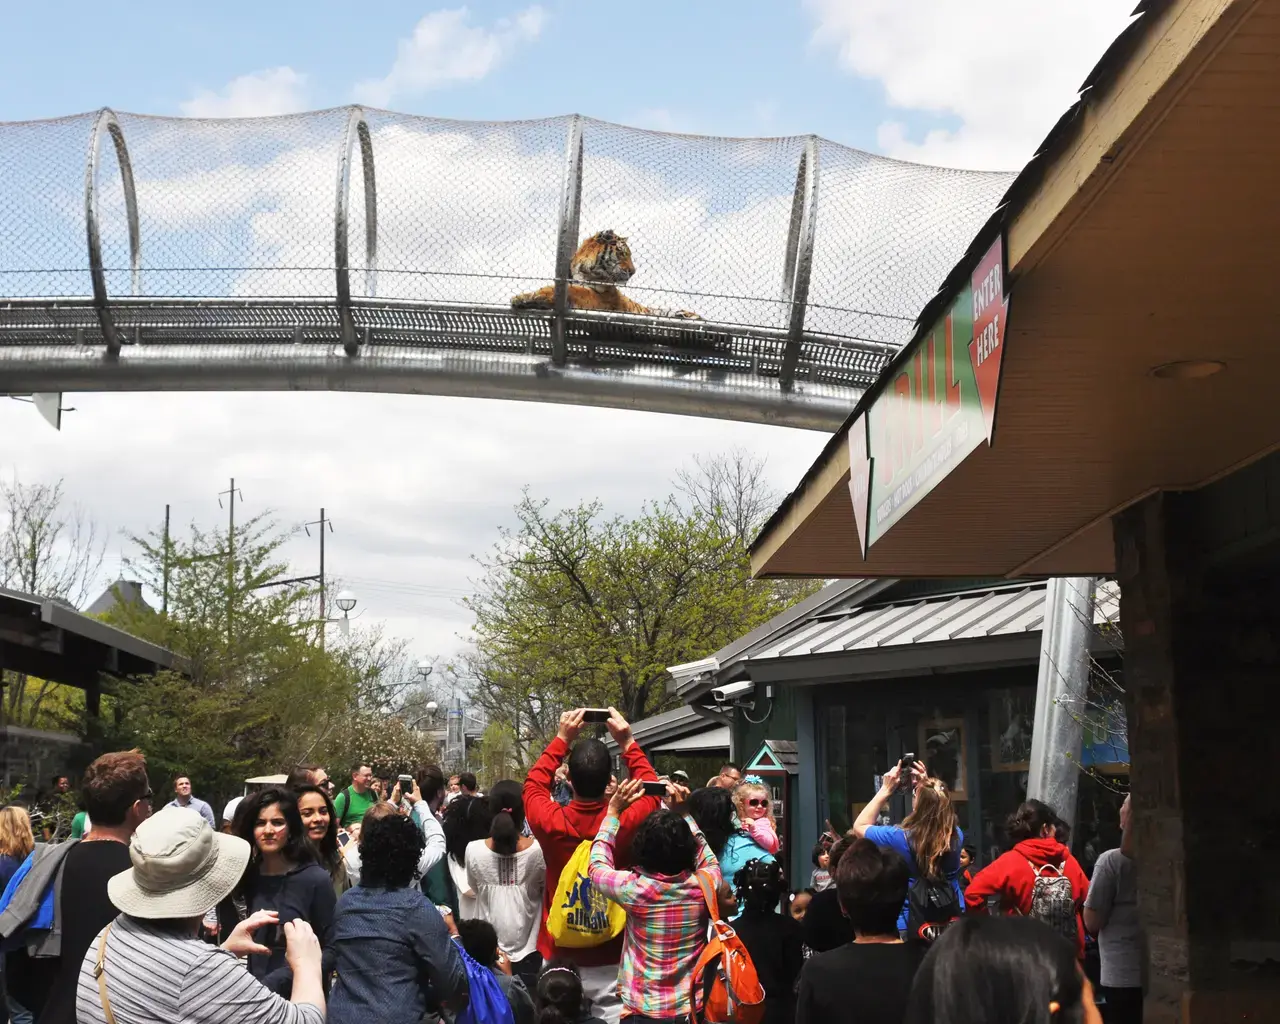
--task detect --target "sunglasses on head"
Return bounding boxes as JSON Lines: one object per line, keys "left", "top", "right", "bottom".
{"left": 747, "top": 798, "right": 769, "bottom": 808}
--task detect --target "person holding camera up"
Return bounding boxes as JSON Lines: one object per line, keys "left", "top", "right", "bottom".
{"left": 523, "top": 707, "right": 663, "bottom": 1024}
{"left": 852, "top": 758, "right": 965, "bottom": 946}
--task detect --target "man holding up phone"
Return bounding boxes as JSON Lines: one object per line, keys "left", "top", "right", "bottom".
{"left": 523, "top": 707, "right": 663, "bottom": 1024}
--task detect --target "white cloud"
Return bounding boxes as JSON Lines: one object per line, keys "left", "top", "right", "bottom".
{"left": 20, "top": 109, "right": 1014, "bottom": 661}
{"left": 354, "top": 6, "right": 546, "bottom": 107}
{"left": 806, "top": 1, "right": 1137, "bottom": 170}
{"left": 179, "top": 67, "right": 309, "bottom": 119}
{"left": 0, "top": 392, "right": 828, "bottom": 659}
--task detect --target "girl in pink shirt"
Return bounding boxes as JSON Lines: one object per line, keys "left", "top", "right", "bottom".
{"left": 734, "top": 778, "right": 780, "bottom": 855}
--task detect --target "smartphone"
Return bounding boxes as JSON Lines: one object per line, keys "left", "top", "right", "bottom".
{"left": 398, "top": 774, "right": 414, "bottom": 785}
{"left": 258, "top": 920, "right": 287, "bottom": 950}
{"left": 641, "top": 780, "right": 669, "bottom": 797}
{"left": 582, "top": 708, "right": 611, "bottom": 724}
{"left": 899, "top": 752, "right": 917, "bottom": 774}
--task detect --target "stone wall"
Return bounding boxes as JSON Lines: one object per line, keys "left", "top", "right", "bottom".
{"left": 0, "top": 725, "right": 88, "bottom": 792}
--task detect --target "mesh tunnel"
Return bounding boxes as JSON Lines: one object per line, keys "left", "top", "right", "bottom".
{"left": 0, "top": 108, "right": 1013, "bottom": 429}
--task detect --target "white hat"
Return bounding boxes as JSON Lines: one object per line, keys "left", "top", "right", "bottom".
{"left": 108, "top": 806, "right": 250, "bottom": 919}
{"left": 223, "top": 796, "right": 243, "bottom": 826}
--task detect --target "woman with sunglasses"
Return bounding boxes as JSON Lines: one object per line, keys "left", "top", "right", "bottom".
{"left": 686, "top": 785, "right": 774, "bottom": 919}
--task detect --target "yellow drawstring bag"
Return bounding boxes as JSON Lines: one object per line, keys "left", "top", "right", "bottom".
{"left": 546, "top": 838, "right": 626, "bottom": 948}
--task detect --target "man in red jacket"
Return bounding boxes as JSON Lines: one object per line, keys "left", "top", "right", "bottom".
{"left": 963, "top": 799, "right": 1090, "bottom": 960}
{"left": 524, "top": 707, "right": 662, "bottom": 1024}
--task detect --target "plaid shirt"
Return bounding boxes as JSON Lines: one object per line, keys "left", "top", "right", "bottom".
{"left": 589, "top": 813, "right": 721, "bottom": 1019}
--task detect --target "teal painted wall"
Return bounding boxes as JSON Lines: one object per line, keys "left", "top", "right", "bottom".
{"left": 733, "top": 684, "right": 797, "bottom": 763}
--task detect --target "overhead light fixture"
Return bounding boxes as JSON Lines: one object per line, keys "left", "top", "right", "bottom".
{"left": 1149, "top": 360, "right": 1226, "bottom": 380}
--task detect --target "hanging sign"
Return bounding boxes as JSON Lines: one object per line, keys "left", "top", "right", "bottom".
{"left": 849, "top": 235, "right": 1009, "bottom": 553}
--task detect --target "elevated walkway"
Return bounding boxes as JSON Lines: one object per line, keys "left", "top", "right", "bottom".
{"left": 0, "top": 109, "right": 1012, "bottom": 429}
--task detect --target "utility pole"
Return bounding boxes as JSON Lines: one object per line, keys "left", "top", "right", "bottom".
{"left": 256, "top": 508, "right": 337, "bottom": 646}
{"left": 218, "top": 479, "right": 243, "bottom": 646}
{"left": 304, "top": 509, "right": 334, "bottom": 642}
{"left": 161, "top": 503, "right": 171, "bottom": 615}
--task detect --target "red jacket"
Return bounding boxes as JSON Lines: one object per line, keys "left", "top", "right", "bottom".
{"left": 523, "top": 735, "right": 662, "bottom": 965}
{"left": 964, "top": 837, "right": 1090, "bottom": 959}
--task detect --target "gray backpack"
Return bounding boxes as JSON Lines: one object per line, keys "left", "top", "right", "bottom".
{"left": 1026, "top": 859, "right": 1076, "bottom": 943}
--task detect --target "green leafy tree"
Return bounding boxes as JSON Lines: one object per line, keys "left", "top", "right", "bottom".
{"left": 464, "top": 454, "right": 813, "bottom": 760}
{"left": 99, "top": 512, "right": 417, "bottom": 804}
{"left": 475, "top": 720, "right": 518, "bottom": 789}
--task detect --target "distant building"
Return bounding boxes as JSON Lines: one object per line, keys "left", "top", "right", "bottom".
{"left": 85, "top": 579, "right": 153, "bottom": 616}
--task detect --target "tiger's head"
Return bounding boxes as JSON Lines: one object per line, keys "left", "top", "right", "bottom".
{"left": 571, "top": 230, "right": 635, "bottom": 287}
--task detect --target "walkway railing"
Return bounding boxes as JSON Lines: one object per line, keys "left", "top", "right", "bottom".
{"left": 0, "top": 108, "right": 1013, "bottom": 429}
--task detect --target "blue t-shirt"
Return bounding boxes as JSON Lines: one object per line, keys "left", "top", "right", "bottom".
{"left": 719, "top": 828, "right": 775, "bottom": 921}
{"left": 863, "top": 823, "right": 965, "bottom": 932}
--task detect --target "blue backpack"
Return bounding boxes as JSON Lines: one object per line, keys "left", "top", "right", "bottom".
{"left": 455, "top": 946, "right": 516, "bottom": 1024}
{"left": 0, "top": 851, "right": 53, "bottom": 952}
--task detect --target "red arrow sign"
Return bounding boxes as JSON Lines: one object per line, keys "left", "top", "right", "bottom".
{"left": 847, "top": 413, "right": 872, "bottom": 559}
{"left": 968, "top": 239, "right": 1007, "bottom": 444}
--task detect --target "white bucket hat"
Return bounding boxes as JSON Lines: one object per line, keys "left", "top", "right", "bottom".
{"left": 108, "top": 806, "right": 250, "bottom": 919}
{"left": 222, "top": 796, "right": 243, "bottom": 827}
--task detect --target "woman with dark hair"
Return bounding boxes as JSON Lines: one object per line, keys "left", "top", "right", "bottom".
{"left": 588, "top": 779, "right": 719, "bottom": 1022}
{"left": 686, "top": 785, "right": 773, "bottom": 913}
{"left": 465, "top": 779, "right": 546, "bottom": 989}
{"left": 854, "top": 760, "right": 966, "bottom": 942}
{"left": 964, "top": 800, "right": 1090, "bottom": 960}
{"left": 294, "top": 783, "right": 350, "bottom": 895}
{"left": 904, "top": 916, "right": 1103, "bottom": 1024}
{"left": 732, "top": 859, "right": 805, "bottom": 1024}
{"left": 225, "top": 786, "right": 337, "bottom": 995}
{"left": 797, "top": 838, "right": 924, "bottom": 1024}
{"left": 328, "top": 812, "right": 470, "bottom": 1024}
{"left": 442, "top": 792, "right": 493, "bottom": 920}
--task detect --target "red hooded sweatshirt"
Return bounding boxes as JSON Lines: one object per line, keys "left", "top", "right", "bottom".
{"left": 523, "top": 735, "right": 662, "bottom": 966}
{"left": 963, "top": 836, "right": 1090, "bottom": 959}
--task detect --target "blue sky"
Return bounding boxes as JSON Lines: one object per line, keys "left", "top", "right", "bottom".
{"left": 0, "top": 3, "right": 1136, "bottom": 661}
{"left": 2, "top": 2, "right": 922, "bottom": 148}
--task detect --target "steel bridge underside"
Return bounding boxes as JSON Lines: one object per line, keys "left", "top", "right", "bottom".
{"left": 0, "top": 298, "right": 886, "bottom": 431}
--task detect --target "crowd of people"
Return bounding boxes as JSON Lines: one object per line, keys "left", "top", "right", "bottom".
{"left": 0, "top": 709, "right": 1141, "bottom": 1024}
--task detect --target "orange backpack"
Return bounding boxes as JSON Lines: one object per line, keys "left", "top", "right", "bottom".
{"left": 687, "top": 870, "right": 766, "bottom": 1024}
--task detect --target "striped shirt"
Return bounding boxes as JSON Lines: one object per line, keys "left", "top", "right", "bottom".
{"left": 76, "top": 914, "right": 323, "bottom": 1024}
{"left": 588, "top": 813, "right": 720, "bottom": 1020}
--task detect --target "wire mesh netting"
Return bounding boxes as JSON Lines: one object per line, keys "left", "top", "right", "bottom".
{"left": 0, "top": 107, "right": 1015, "bottom": 393}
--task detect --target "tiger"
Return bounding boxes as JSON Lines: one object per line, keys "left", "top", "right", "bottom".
{"left": 510, "top": 230, "right": 700, "bottom": 319}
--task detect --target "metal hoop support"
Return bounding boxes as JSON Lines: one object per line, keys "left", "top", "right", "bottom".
{"left": 551, "top": 115, "right": 584, "bottom": 366}
{"left": 336, "top": 106, "right": 378, "bottom": 355}
{"left": 778, "top": 136, "right": 819, "bottom": 391}
{"left": 84, "top": 109, "right": 141, "bottom": 355}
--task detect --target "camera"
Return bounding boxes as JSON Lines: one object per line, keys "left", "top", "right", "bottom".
{"left": 710, "top": 680, "right": 753, "bottom": 704}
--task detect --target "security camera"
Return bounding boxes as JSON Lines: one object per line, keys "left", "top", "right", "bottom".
{"left": 668, "top": 655, "right": 720, "bottom": 687}
{"left": 710, "top": 680, "right": 754, "bottom": 704}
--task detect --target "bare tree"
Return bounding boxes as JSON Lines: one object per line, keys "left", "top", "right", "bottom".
{"left": 675, "top": 448, "right": 780, "bottom": 547}
{"left": 677, "top": 449, "right": 826, "bottom": 607}
{"left": 0, "top": 476, "right": 107, "bottom": 725}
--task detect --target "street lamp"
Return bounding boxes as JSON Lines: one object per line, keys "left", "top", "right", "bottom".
{"left": 334, "top": 589, "right": 357, "bottom": 635}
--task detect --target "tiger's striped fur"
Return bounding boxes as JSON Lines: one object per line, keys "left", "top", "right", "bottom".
{"left": 511, "top": 230, "right": 700, "bottom": 319}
